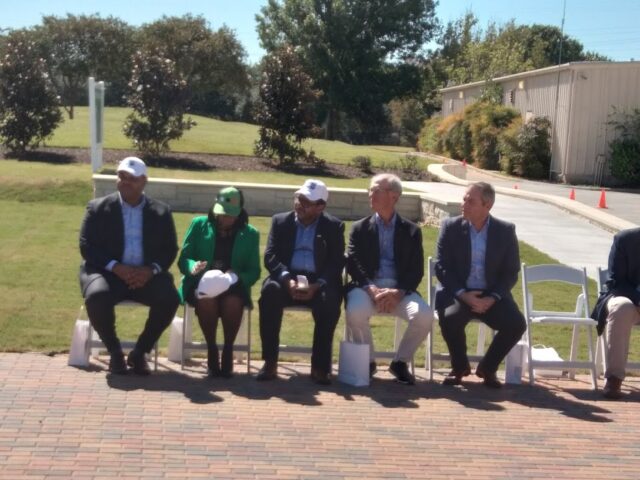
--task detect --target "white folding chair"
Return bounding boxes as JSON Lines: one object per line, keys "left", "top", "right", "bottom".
{"left": 596, "top": 266, "right": 640, "bottom": 376}
{"left": 180, "top": 303, "right": 252, "bottom": 373}
{"left": 87, "top": 300, "right": 159, "bottom": 371}
{"left": 522, "top": 263, "right": 598, "bottom": 389}
{"left": 424, "top": 256, "right": 493, "bottom": 380}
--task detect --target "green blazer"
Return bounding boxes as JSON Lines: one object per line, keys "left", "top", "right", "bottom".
{"left": 178, "top": 216, "right": 261, "bottom": 306}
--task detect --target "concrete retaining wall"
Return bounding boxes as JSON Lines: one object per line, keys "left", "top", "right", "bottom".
{"left": 93, "top": 175, "right": 460, "bottom": 224}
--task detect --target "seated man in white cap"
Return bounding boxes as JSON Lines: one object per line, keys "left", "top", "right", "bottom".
{"left": 257, "top": 179, "right": 345, "bottom": 385}
{"left": 79, "top": 157, "right": 180, "bottom": 375}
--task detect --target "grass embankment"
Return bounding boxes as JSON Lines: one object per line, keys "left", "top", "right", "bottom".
{"left": 48, "top": 107, "right": 417, "bottom": 167}
{"left": 1, "top": 159, "right": 625, "bottom": 369}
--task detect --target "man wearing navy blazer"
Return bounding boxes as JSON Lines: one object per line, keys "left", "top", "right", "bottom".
{"left": 257, "top": 179, "right": 345, "bottom": 385}
{"left": 592, "top": 227, "right": 640, "bottom": 399}
{"left": 79, "top": 157, "right": 180, "bottom": 375}
{"left": 435, "top": 182, "right": 525, "bottom": 388}
{"left": 346, "top": 173, "right": 433, "bottom": 385}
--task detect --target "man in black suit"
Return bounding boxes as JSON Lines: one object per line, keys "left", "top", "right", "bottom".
{"left": 257, "top": 179, "right": 345, "bottom": 385}
{"left": 346, "top": 173, "right": 433, "bottom": 385}
{"left": 592, "top": 227, "right": 640, "bottom": 399}
{"left": 435, "top": 181, "right": 525, "bottom": 388}
{"left": 79, "top": 157, "right": 180, "bottom": 375}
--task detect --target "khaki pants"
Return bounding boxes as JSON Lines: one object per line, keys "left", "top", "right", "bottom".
{"left": 605, "top": 296, "right": 640, "bottom": 379}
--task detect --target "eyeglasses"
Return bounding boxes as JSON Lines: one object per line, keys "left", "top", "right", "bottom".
{"left": 368, "top": 186, "right": 392, "bottom": 194}
{"left": 294, "top": 195, "right": 321, "bottom": 209}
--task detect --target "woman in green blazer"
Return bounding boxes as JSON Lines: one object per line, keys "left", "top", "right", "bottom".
{"left": 178, "top": 187, "right": 260, "bottom": 378}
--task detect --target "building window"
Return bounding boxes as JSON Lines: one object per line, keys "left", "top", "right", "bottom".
{"left": 508, "top": 89, "right": 515, "bottom": 104}
{"left": 458, "top": 91, "right": 464, "bottom": 99}
{"left": 449, "top": 99, "right": 454, "bottom": 112}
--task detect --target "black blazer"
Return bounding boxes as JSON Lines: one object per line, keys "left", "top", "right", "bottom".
{"left": 591, "top": 227, "right": 640, "bottom": 334}
{"left": 434, "top": 215, "right": 520, "bottom": 311}
{"left": 346, "top": 213, "right": 424, "bottom": 294}
{"left": 79, "top": 192, "right": 178, "bottom": 275}
{"left": 263, "top": 211, "right": 345, "bottom": 288}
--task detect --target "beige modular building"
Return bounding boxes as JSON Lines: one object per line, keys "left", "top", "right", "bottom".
{"left": 440, "top": 61, "right": 640, "bottom": 185}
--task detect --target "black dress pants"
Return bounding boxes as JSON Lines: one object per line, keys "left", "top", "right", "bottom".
{"left": 258, "top": 277, "right": 341, "bottom": 374}
{"left": 80, "top": 266, "right": 180, "bottom": 354}
{"left": 438, "top": 296, "right": 526, "bottom": 373}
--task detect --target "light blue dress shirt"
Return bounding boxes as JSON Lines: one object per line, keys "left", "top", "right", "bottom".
{"left": 290, "top": 216, "right": 319, "bottom": 274}
{"left": 466, "top": 218, "right": 490, "bottom": 290}
{"left": 373, "top": 212, "right": 397, "bottom": 285}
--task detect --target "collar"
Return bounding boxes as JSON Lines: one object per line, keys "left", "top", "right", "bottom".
{"left": 118, "top": 192, "right": 146, "bottom": 209}
{"left": 374, "top": 211, "right": 397, "bottom": 229}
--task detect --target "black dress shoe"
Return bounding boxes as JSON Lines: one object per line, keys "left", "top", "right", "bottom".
{"left": 127, "top": 349, "right": 151, "bottom": 376}
{"left": 311, "top": 368, "right": 332, "bottom": 385}
{"left": 603, "top": 376, "right": 623, "bottom": 400}
{"left": 108, "top": 351, "right": 128, "bottom": 375}
{"left": 442, "top": 367, "right": 471, "bottom": 386}
{"left": 369, "top": 361, "right": 378, "bottom": 378}
{"left": 389, "top": 361, "right": 415, "bottom": 385}
{"left": 256, "top": 361, "right": 278, "bottom": 381}
{"left": 475, "top": 366, "right": 502, "bottom": 388}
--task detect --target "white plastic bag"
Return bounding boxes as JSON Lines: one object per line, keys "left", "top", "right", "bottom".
{"left": 167, "top": 316, "right": 184, "bottom": 363}
{"left": 530, "top": 344, "right": 563, "bottom": 377}
{"left": 504, "top": 340, "right": 526, "bottom": 384}
{"left": 68, "top": 307, "right": 90, "bottom": 367}
{"left": 337, "top": 340, "right": 370, "bottom": 387}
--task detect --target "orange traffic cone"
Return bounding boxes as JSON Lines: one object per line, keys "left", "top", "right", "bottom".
{"left": 597, "top": 189, "right": 608, "bottom": 209}
{"left": 569, "top": 188, "right": 575, "bottom": 200}
{"left": 461, "top": 159, "right": 467, "bottom": 168}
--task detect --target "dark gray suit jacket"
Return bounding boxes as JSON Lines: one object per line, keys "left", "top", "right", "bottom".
{"left": 592, "top": 227, "right": 640, "bottom": 334}
{"left": 79, "top": 192, "right": 178, "bottom": 289}
{"left": 346, "top": 213, "right": 424, "bottom": 294}
{"left": 435, "top": 215, "right": 520, "bottom": 311}
{"left": 263, "top": 211, "right": 345, "bottom": 288}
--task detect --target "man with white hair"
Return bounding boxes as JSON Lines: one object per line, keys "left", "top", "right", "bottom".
{"left": 79, "top": 157, "right": 180, "bottom": 375}
{"left": 346, "top": 173, "right": 433, "bottom": 385}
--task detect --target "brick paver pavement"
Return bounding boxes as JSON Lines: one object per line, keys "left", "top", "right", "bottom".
{"left": 1, "top": 353, "right": 639, "bottom": 479}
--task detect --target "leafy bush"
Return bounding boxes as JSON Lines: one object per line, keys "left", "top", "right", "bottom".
{"left": 123, "top": 49, "right": 195, "bottom": 157}
{"left": 399, "top": 153, "right": 423, "bottom": 178}
{"left": 498, "top": 116, "right": 551, "bottom": 179}
{"left": 417, "top": 116, "right": 443, "bottom": 153}
{"left": 351, "top": 155, "right": 373, "bottom": 174}
{"left": 437, "top": 113, "right": 472, "bottom": 161}
{"left": 0, "top": 33, "right": 63, "bottom": 154}
{"left": 608, "top": 107, "right": 640, "bottom": 185}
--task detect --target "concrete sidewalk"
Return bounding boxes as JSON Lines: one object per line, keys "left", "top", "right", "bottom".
{"left": 421, "top": 157, "right": 639, "bottom": 231}
{"left": 1, "top": 353, "right": 640, "bottom": 479}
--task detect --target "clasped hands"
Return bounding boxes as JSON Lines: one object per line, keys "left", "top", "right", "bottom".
{"left": 459, "top": 290, "right": 496, "bottom": 314}
{"left": 366, "top": 285, "right": 403, "bottom": 314}
{"left": 113, "top": 263, "right": 154, "bottom": 290}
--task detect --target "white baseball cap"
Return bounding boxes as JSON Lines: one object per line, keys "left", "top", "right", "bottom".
{"left": 116, "top": 157, "right": 147, "bottom": 177}
{"left": 196, "top": 270, "right": 238, "bottom": 299}
{"left": 295, "top": 179, "right": 328, "bottom": 203}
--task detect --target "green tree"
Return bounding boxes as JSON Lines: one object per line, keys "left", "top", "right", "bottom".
{"left": 123, "top": 49, "right": 195, "bottom": 157}
{"left": 138, "top": 15, "right": 250, "bottom": 119}
{"left": 256, "top": 0, "right": 438, "bottom": 141}
{"left": 253, "top": 45, "right": 319, "bottom": 166}
{"left": 607, "top": 107, "right": 640, "bottom": 185}
{"left": 34, "top": 14, "right": 135, "bottom": 118}
{"left": 0, "top": 31, "right": 63, "bottom": 154}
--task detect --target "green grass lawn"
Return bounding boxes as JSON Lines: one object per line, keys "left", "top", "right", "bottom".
{"left": 47, "top": 106, "right": 417, "bottom": 167}
{"left": 1, "top": 159, "right": 628, "bottom": 371}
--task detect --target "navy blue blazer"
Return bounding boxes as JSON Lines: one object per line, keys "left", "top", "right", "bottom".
{"left": 346, "top": 213, "right": 424, "bottom": 294}
{"left": 263, "top": 211, "right": 345, "bottom": 288}
{"left": 79, "top": 192, "right": 178, "bottom": 276}
{"left": 435, "top": 215, "right": 520, "bottom": 311}
{"left": 591, "top": 227, "right": 640, "bottom": 334}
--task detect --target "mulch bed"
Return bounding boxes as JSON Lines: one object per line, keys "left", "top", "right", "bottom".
{"left": 1, "top": 146, "right": 434, "bottom": 181}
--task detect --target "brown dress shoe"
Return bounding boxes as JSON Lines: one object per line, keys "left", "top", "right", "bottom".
{"left": 442, "top": 366, "right": 471, "bottom": 386}
{"left": 603, "top": 376, "right": 623, "bottom": 400}
{"left": 256, "top": 361, "right": 278, "bottom": 381}
{"left": 475, "top": 366, "right": 502, "bottom": 388}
